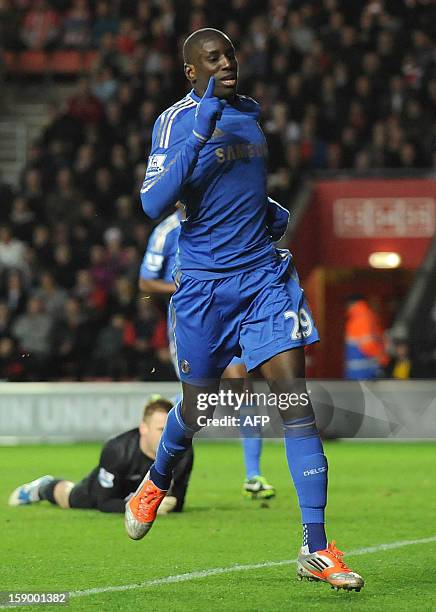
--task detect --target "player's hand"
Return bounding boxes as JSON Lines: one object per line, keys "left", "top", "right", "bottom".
{"left": 192, "top": 77, "right": 225, "bottom": 144}
{"left": 266, "top": 196, "right": 290, "bottom": 242}
{"left": 267, "top": 216, "right": 289, "bottom": 242}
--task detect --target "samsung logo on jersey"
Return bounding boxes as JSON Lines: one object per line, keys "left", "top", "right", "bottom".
{"left": 215, "top": 142, "right": 268, "bottom": 163}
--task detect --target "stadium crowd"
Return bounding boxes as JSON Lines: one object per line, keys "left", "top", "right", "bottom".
{"left": 0, "top": 0, "right": 434, "bottom": 380}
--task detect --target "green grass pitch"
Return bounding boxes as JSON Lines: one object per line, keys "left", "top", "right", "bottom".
{"left": 1, "top": 441, "right": 436, "bottom": 611}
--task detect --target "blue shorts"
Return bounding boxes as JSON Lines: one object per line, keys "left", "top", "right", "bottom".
{"left": 168, "top": 307, "right": 244, "bottom": 378}
{"left": 170, "top": 255, "right": 319, "bottom": 384}
{"left": 228, "top": 356, "right": 244, "bottom": 368}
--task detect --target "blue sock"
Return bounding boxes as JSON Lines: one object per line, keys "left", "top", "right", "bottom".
{"left": 242, "top": 438, "right": 262, "bottom": 479}
{"left": 150, "top": 402, "right": 194, "bottom": 491}
{"left": 239, "top": 404, "right": 262, "bottom": 479}
{"left": 302, "top": 523, "right": 327, "bottom": 551}
{"left": 283, "top": 415, "right": 328, "bottom": 553}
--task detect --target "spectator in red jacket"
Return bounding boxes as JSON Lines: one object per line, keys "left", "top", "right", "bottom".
{"left": 20, "top": 0, "right": 60, "bottom": 50}
{"left": 67, "top": 77, "right": 103, "bottom": 126}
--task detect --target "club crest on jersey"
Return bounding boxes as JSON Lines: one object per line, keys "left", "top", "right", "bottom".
{"left": 147, "top": 154, "right": 166, "bottom": 174}
{"left": 180, "top": 359, "right": 190, "bottom": 374}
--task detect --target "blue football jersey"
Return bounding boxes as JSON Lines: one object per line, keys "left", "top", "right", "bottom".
{"left": 140, "top": 90, "right": 289, "bottom": 279}
{"left": 139, "top": 211, "right": 181, "bottom": 283}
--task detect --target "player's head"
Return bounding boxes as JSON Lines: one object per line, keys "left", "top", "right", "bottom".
{"left": 139, "top": 397, "right": 173, "bottom": 458}
{"left": 345, "top": 293, "right": 366, "bottom": 307}
{"left": 183, "top": 28, "right": 238, "bottom": 100}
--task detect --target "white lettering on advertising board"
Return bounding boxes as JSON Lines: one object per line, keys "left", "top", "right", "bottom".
{"left": 334, "top": 198, "right": 435, "bottom": 237}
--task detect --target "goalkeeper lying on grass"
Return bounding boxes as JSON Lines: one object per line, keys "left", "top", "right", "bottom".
{"left": 9, "top": 397, "right": 193, "bottom": 515}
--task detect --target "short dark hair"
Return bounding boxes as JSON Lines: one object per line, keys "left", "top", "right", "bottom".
{"left": 345, "top": 293, "right": 365, "bottom": 306}
{"left": 142, "top": 397, "right": 173, "bottom": 422}
{"left": 183, "top": 28, "right": 230, "bottom": 64}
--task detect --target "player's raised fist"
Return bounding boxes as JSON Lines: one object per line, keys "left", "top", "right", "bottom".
{"left": 192, "top": 77, "right": 225, "bottom": 144}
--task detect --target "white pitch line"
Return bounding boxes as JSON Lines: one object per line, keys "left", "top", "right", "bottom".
{"left": 68, "top": 535, "right": 436, "bottom": 600}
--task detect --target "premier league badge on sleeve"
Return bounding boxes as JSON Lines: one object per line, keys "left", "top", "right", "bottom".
{"left": 147, "top": 154, "right": 167, "bottom": 174}
{"left": 98, "top": 468, "right": 115, "bottom": 488}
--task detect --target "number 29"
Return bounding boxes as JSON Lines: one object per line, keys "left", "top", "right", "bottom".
{"left": 284, "top": 308, "right": 313, "bottom": 340}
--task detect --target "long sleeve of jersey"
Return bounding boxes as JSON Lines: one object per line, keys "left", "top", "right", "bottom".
{"left": 94, "top": 441, "right": 128, "bottom": 513}
{"left": 139, "top": 212, "right": 181, "bottom": 282}
{"left": 140, "top": 101, "right": 201, "bottom": 220}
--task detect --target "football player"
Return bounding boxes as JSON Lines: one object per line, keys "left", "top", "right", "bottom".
{"left": 9, "top": 397, "right": 193, "bottom": 514}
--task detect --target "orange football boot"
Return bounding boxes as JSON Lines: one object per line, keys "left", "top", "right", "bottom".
{"left": 297, "top": 541, "right": 364, "bottom": 591}
{"left": 125, "top": 472, "right": 167, "bottom": 540}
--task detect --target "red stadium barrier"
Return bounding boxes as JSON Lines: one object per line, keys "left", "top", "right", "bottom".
{"left": 3, "top": 51, "right": 16, "bottom": 71}
{"left": 291, "top": 177, "right": 436, "bottom": 378}
{"left": 16, "top": 51, "right": 48, "bottom": 74}
{"left": 50, "top": 51, "right": 82, "bottom": 75}
{"left": 81, "top": 50, "right": 99, "bottom": 73}
{"left": 292, "top": 178, "right": 436, "bottom": 280}
{"left": 3, "top": 50, "right": 99, "bottom": 75}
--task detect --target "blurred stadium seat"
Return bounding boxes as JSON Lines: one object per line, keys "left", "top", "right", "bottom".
{"left": 16, "top": 51, "right": 48, "bottom": 75}
{"left": 49, "top": 51, "right": 82, "bottom": 75}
